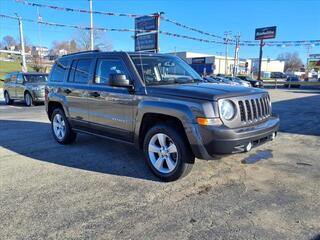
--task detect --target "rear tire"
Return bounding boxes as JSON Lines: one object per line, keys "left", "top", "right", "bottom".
{"left": 143, "top": 123, "right": 194, "bottom": 181}
{"left": 51, "top": 108, "right": 77, "bottom": 144}
{"left": 24, "top": 92, "right": 33, "bottom": 107}
{"left": 4, "top": 91, "right": 13, "bottom": 105}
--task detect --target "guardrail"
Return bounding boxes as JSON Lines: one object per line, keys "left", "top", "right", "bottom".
{"left": 263, "top": 79, "right": 320, "bottom": 88}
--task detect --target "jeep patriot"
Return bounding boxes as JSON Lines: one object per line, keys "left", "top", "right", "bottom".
{"left": 45, "top": 50, "right": 279, "bottom": 181}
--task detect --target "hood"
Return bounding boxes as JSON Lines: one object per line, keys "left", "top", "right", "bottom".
{"left": 147, "top": 82, "right": 266, "bottom": 101}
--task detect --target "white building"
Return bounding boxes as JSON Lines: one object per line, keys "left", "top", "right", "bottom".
{"left": 250, "top": 58, "right": 285, "bottom": 74}
{"left": 31, "top": 46, "right": 49, "bottom": 58}
{"left": 48, "top": 48, "right": 68, "bottom": 60}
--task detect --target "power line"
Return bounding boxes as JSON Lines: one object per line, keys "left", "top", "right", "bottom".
{"left": 1, "top": 14, "right": 319, "bottom": 48}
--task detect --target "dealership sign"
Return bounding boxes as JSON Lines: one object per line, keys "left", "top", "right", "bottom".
{"left": 192, "top": 57, "right": 206, "bottom": 64}
{"left": 135, "top": 33, "right": 158, "bottom": 52}
{"left": 135, "top": 15, "right": 159, "bottom": 52}
{"left": 255, "top": 26, "right": 277, "bottom": 40}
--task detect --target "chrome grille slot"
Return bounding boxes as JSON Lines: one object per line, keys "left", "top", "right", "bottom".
{"left": 245, "top": 100, "right": 252, "bottom": 121}
{"left": 251, "top": 99, "right": 257, "bottom": 120}
{"left": 238, "top": 101, "right": 246, "bottom": 122}
{"left": 255, "top": 99, "right": 261, "bottom": 118}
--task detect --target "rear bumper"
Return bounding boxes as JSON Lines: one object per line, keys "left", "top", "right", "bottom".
{"left": 186, "top": 115, "right": 280, "bottom": 159}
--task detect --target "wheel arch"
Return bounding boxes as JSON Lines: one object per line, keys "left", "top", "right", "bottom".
{"left": 134, "top": 101, "right": 195, "bottom": 150}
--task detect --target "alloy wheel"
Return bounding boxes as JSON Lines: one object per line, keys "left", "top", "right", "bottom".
{"left": 148, "top": 133, "right": 178, "bottom": 174}
{"left": 53, "top": 113, "right": 66, "bottom": 140}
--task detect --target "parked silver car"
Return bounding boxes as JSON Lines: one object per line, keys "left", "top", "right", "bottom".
{"left": 225, "top": 76, "right": 251, "bottom": 87}
{"left": 3, "top": 72, "right": 48, "bottom": 106}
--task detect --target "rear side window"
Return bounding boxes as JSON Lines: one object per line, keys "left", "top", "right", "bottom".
{"left": 74, "top": 59, "right": 92, "bottom": 83}
{"left": 4, "top": 74, "right": 11, "bottom": 83}
{"left": 50, "top": 59, "right": 70, "bottom": 82}
{"left": 95, "top": 59, "right": 129, "bottom": 85}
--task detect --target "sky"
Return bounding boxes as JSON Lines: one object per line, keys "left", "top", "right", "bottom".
{"left": 0, "top": 0, "right": 319, "bottom": 63}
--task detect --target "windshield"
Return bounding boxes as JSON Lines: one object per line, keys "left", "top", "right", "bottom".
{"left": 24, "top": 74, "right": 48, "bottom": 83}
{"left": 130, "top": 55, "right": 202, "bottom": 85}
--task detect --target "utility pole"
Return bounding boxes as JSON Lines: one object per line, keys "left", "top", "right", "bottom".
{"left": 89, "top": 0, "right": 94, "bottom": 50}
{"left": 233, "top": 33, "right": 240, "bottom": 76}
{"left": 15, "top": 13, "right": 27, "bottom": 72}
{"left": 257, "top": 40, "right": 265, "bottom": 80}
{"left": 224, "top": 31, "right": 231, "bottom": 75}
{"left": 305, "top": 44, "right": 312, "bottom": 80}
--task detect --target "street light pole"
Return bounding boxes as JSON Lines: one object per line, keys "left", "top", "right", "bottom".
{"left": 257, "top": 39, "right": 264, "bottom": 80}
{"left": 233, "top": 33, "right": 240, "bottom": 76}
{"left": 89, "top": 0, "right": 94, "bottom": 50}
{"left": 224, "top": 31, "right": 231, "bottom": 75}
{"left": 15, "top": 14, "right": 27, "bottom": 72}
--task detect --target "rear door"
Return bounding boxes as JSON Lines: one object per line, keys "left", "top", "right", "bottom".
{"left": 4, "top": 73, "right": 14, "bottom": 98}
{"left": 63, "top": 58, "right": 94, "bottom": 129}
{"left": 8, "top": 73, "right": 17, "bottom": 98}
{"left": 87, "top": 57, "right": 135, "bottom": 141}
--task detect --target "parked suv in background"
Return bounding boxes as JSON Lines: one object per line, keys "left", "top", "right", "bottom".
{"left": 46, "top": 51, "right": 279, "bottom": 181}
{"left": 3, "top": 72, "right": 48, "bottom": 106}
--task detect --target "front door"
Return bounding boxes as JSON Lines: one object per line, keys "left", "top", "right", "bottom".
{"left": 15, "top": 73, "right": 25, "bottom": 99}
{"left": 87, "top": 58, "right": 134, "bottom": 141}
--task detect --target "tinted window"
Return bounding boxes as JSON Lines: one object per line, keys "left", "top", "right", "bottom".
{"left": 95, "top": 59, "right": 129, "bottom": 85}
{"left": 67, "top": 60, "right": 77, "bottom": 82}
{"left": 11, "top": 74, "right": 17, "bottom": 83}
{"left": 17, "top": 74, "right": 24, "bottom": 84}
{"left": 50, "top": 59, "right": 69, "bottom": 82}
{"left": 4, "top": 74, "right": 11, "bottom": 83}
{"left": 74, "top": 59, "right": 92, "bottom": 83}
{"left": 24, "top": 74, "right": 48, "bottom": 83}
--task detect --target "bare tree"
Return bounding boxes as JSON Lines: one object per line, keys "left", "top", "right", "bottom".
{"left": 73, "top": 29, "right": 113, "bottom": 51}
{"left": 277, "top": 52, "right": 303, "bottom": 72}
{"left": 30, "top": 56, "right": 45, "bottom": 72}
{"left": 2, "top": 35, "right": 17, "bottom": 49}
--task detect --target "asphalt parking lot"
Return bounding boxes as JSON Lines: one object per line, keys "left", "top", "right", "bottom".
{"left": 0, "top": 88, "right": 319, "bottom": 240}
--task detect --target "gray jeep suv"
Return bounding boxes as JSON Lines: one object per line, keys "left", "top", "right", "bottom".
{"left": 45, "top": 51, "right": 279, "bottom": 181}
{"left": 3, "top": 72, "right": 48, "bottom": 106}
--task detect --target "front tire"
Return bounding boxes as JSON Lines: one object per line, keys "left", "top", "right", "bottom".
{"left": 24, "top": 92, "right": 33, "bottom": 107}
{"left": 143, "top": 124, "right": 194, "bottom": 181}
{"left": 51, "top": 108, "right": 77, "bottom": 144}
{"left": 4, "top": 91, "right": 13, "bottom": 105}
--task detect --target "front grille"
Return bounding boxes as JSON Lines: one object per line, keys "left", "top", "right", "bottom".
{"left": 238, "top": 95, "right": 270, "bottom": 124}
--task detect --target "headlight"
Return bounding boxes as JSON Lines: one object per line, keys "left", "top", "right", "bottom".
{"left": 32, "top": 86, "right": 41, "bottom": 91}
{"left": 219, "top": 100, "right": 236, "bottom": 120}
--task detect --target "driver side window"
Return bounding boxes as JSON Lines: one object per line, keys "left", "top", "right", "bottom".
{"left": 95, "top": 59, "right": 129, "bottom": 85}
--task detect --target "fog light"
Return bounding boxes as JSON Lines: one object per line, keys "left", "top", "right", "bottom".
{"left": 245, "top": 142, "right": 252, "bottom": 152}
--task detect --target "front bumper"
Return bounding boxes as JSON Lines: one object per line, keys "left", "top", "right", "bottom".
{"left": 187, "top": 115, "right": 279, "bottom": 159}
{"left": 32, "top": 90, "right": 45, "bottom": 102}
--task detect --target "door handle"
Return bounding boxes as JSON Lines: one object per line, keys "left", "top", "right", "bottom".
{"left": 89, "top": 91, "right": 100, "bottom": 97}
{"left": 64, "top": 89, "right": 72, "bottom": 94}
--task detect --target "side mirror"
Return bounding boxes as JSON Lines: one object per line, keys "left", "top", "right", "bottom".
{"left": 109, "top": 74, "right": 132, "bottom": 88}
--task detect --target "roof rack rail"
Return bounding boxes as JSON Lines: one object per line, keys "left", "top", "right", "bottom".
{"left": 62, "top": 49, "right": 100, "bottom": 57}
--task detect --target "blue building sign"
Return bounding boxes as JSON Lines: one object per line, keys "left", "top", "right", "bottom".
{"left": 135, "top": 33, "right": 158, "bottom": 52}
